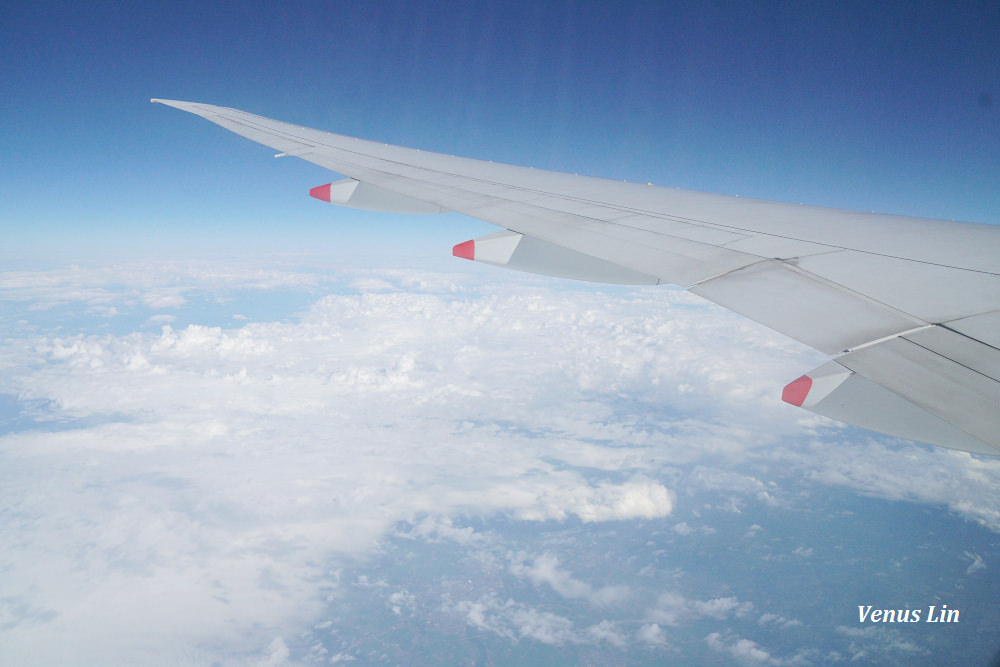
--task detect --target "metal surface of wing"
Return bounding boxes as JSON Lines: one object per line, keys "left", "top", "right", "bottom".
{"left": 152, "top": 99, "right": 1000, "bottom": 455}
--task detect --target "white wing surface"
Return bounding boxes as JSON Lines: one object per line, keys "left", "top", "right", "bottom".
{"left": 152, "top": 99, "right": 1000, "bottom": 455}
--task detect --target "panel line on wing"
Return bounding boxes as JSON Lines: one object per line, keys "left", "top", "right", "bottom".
{"left": 903, "top": 326, "right": 1000, "bottom": 383}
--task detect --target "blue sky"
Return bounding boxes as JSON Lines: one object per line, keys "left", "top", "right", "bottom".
{"left": 2, "top": 0, "right": 998, "bottom": 262}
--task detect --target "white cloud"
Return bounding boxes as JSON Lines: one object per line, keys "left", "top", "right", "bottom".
{"left": 692, "top": 596, "right": 754, "bottom": 619}
{"left": 509, "top": 552, "right": 631, "bottom": 606}
{"left": 509, "top": 606, "right": 577, "bottom": 645}
{"left": 143, "top": 289, "right": 187, "bottom": 309}
{"left": 146, "top": 313, "right": 176, "bottom": 325}
{"left": 2, "top": 259, "right": 998, "bottom": 663}
{"left": 965, "top": 551, "right": 986, "bottom": 575}
{"left": 758, "top": 613, "right": 802, "bottom": 629}
{"left": 706, "top": 631, "right": 819, "bottom": 666}
{"left": 87, "top": 304, "right": 119, "bottom": 317}
{"left": 0, "top": 260, "right": 340, "bottom": 317}
{"left": 8, "top": 267, "right": 734, "bottom": 662}
{"left": 348, "top": 277, "right": 396, "bottom": 292}
{"left": 388, "top": 589, "right": 415, "bottom": 615}
{"left": 835, "top": 625, "right": 928, "bottom": 660}
{"left": 706, "top": 632, "right": 775, "bottom": 665}
{"left": 689, "top": 467, "right": 770, "bottom": 495}
{"left": 646, "top": 591, "right": 753, "bottom": 627}
{"left": 586, "top": 620, "right": 627, "bottom": 648}
{"left": 256, "top": 637, "right": 290, "bottom": 667}
{"left": 636, "top": 623, "right": 667, "bottom": 645}
{"left": 794, "top": 441, "right": 1000, "bottom": 532}
{"left": 400, "top": 514, "right": 487, "bottom": 547}
{"left": 510, "top": 476, "right": 673, "bottom": 523}
{"left": 454, "top": 595, "right": 578, "bottom": 646}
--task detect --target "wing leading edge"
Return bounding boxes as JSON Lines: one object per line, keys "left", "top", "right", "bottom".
{"left": 152, "top": 99, "right": 1000, "bottom": 455}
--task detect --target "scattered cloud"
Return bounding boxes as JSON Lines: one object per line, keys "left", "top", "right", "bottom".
{"left": 348, "top": 277, "right": 396, "bottom": 292}
{"left": 146, "top": 313, "right": 176, "bottom": 325}
{"left": 509, "top": 552, "right": 631, "bottom": 606}
{"left": 256, "top": 637, "right": 291, "bottom": 667}
{"left": 758, "top": 613, "right": 802, "bottom": 629}
{"left": 143, "top": 289, "right": 186, "bottom": 309}
{"left": 835, "top": 625, "right": 928, "bottom": 661}
{"left": 637, "top": 623, "right": 667, "bottom": 645}
{"left": 398, "top": 514, "right": 488, "bottom": 547}
{"left": 693, "top": 596, "right": 755, "bottom": 619}
{"left": 964, "top": 551, "right": 986, "bottom": 575}
{"left": 646, "top": 591, "right": 753, "bottom": 626}
{"left": 586, "top": 620, "right": 628, "bottom": 648}
{"left": 794, "top": 442, "right": 1000, "bottom": 532}
{"left": 706, "top": 632, "right": 775, "bottom": 665}
{"left": 387, "top": 589, "right": 415, "bottom": 615}
{"left": 455, "top": 595, "right": 579, "bottom": 646}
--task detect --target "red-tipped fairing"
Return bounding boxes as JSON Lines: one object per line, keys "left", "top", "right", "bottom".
{"left": 781, "top": 375, "right": 813, "bottom": 407}
{"left": 309, "top": 183, "right": 332, "bottom": 202}
{"left": 453, "top": 240, "right": 475, "bottom": 260}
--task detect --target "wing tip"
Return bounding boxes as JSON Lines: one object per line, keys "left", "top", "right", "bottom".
{"left": 150, "top": 98, "right": 204, "bottom": 112}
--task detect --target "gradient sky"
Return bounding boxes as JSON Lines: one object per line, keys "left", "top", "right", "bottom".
{"left": 2, "top": 0, "right": 998, "bottom": 262}
{"left": 4, "top": 3, "right": 1000, "bottom": 664}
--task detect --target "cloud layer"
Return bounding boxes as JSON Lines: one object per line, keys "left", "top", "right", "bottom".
{"left": 2, "top": 259, "right": 999, "bottom": 664}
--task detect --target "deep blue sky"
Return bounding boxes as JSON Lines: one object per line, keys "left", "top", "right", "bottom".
{"left": 2, "top": 0, "right": 998, "bottom": 261}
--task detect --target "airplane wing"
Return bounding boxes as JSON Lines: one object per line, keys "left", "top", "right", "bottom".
{"left": 152, "top": 99, "right": 1000, "bottom": 456}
